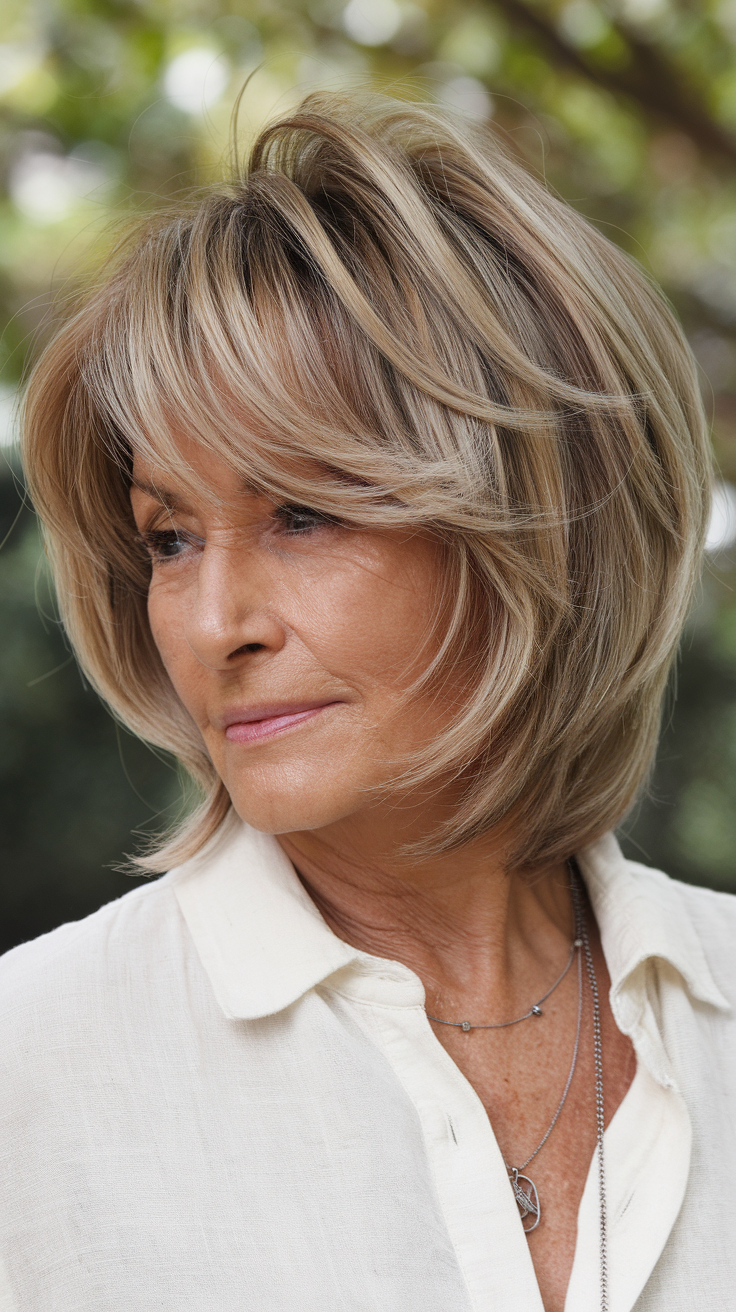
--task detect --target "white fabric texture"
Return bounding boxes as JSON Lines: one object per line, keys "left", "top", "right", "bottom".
{"left": 0, "top": 822, "right": 734, "bottom": 1312}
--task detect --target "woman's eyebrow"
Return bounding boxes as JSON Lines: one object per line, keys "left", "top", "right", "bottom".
{"left": 130, "top": 478, "right": 192, "bottom": 513}
{"left": 130, "top": 477, "right": 265, "bottom": 510}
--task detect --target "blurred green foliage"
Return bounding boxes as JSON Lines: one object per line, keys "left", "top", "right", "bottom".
{"left": 0, "top": 459, "right": 176, "bottom": 953}
{"left": 2, "top": 0, "right": 736, "bottom": 948}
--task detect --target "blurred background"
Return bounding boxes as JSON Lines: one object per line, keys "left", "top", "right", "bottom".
{"left": 2, "top": 0, "right": 736, "bottom": 953}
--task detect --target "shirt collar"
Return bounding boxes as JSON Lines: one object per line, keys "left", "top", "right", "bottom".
{"left": 577, "top": 831, "right": 729, "bottom": 1014}
{"left": 172, "top": 820, "right": 361, "bottom": 1020}
{"left": 172, "top": 819, "right": 730, "bottom": 1025}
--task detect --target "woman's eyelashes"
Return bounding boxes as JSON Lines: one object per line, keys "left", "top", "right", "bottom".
{"left": 136, "top": 503, "right": 336, "bottom": 563}
{"left": 273, "top": 504, "right": 337, "bottom": 536}
{"left": 137, "top": 528, "right": 203, "bottom": 564}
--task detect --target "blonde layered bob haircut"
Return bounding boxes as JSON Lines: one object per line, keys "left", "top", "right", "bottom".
{"left": 23, "top": 91, "right": 711, "bottom": 872}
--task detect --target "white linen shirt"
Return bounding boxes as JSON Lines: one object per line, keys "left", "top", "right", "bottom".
{"left": 0, "top": 821, "right": 734, "bottom": 1312}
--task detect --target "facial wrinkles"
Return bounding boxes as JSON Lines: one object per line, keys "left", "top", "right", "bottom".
{"left": 140, "top": 483, "right": 434, "bottom": 705}
{"left": 129, "top": 439, "right": 453, "bottom": 836}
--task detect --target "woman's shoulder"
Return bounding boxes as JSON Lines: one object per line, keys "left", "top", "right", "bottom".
{"left": 666, "top": 871, "right": 736, "bottom": 980}
{"left": 633, "top": 858, "right": 736, "bottom": 932}
{"left": 631, "top": 855, "right": 736, "bottom": 902}
{"left": 0, "top": 872, "right": 183, "bottom": 1024}
{"left": 583, "top": 835, "right": 736, "bottom": 1009}
{"left": 623, "top": 855, "right": 736, "bottom": 1007}
{"left": 0, "top": 870, "right": 214, "bottom": 1158}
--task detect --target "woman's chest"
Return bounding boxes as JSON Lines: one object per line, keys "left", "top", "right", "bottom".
{"left": 429, "top": 968, "right": 637, "bottom": 1312}
{"left": 2, "top": 937, "right": 726, "bottom": 1312}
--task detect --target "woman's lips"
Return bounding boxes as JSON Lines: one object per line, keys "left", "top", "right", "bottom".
{"left": 223, "top": 702, "right": 342, "bottom": 744}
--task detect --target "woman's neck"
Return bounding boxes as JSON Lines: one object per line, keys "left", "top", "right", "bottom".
{"left": 276, "top": 807, "right": 575, "bottom": 1019}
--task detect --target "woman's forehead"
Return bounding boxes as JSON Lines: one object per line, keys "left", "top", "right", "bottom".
{"left": 127, "top": 427, "right": 339, "bottom": 517}
{"left": 130, "top": 440, "right": 264, "bottom": 510}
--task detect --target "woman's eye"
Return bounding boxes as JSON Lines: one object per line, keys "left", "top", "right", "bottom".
{"left": 136, "top": 530, "right": 198, "bottom": 564}
{"left": 275, "top": 504, "right": 335, "bottom": 536}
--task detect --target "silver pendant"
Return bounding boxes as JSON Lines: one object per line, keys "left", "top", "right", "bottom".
{"left": 508, "top": 1168, "right": 541, "bottom": 1232}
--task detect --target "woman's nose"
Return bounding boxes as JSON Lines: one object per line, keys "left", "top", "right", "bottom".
{"left": 183, "top": 541, "right": 287, "bottom": 670}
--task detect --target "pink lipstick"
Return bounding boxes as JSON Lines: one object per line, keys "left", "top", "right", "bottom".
{"left": 222, "top": 701, "right": 341, "bottom": 744}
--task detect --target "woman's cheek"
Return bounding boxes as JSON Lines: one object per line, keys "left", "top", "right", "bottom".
{"left": 148, "top": 591, "right": 200, "bottom": 707}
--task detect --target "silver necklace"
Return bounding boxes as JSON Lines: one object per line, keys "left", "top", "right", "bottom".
{"left": 575, "top": 869, "right": 608, "bottom": 1312}
{"left": 426, "top": 882, "right": 586, "bottom": 1233}
{"left": 425, "top": 938, "right": 577, "bottom": 1032}
{"left": 511, "top": 870, "right": 608, "bottom": 1310}
{"left": 425, "top": 867, "right": 608, "bottom": 1311}
{"left": 505, "top": 913, "right": 584, "bottom": 1233}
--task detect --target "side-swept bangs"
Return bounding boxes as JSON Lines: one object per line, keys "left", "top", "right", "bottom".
{"left": 22, "top": 91, "right": 711, "bottom": 871}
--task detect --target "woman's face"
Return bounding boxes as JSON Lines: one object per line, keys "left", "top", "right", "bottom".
{"left": 130, "top": 439, "right": 452, "bottom": 836}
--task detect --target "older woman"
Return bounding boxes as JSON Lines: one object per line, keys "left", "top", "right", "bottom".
{"left": 1, "top": 91, "right": 733, "bottom": 1312}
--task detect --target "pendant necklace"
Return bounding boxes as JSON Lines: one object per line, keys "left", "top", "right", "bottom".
{"left": 425, "top": 866, "right": 608, "bottom": 1311}
{"left": 427, "top": 905, "right": 585, "bottom": 1233}
{"left": 505, "top": 919, "right": 583, "bottom": 1233}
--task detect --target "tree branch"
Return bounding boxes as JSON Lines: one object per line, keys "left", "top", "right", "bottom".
{"left": 489, "top": 0, "right": 736, "bottom": 165}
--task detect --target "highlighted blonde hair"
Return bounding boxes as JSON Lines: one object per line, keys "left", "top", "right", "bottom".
{"left": 23, "top": 91, "right": 710, "bottom": 871}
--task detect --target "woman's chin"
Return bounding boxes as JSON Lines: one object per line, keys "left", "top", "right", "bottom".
{"left": 227, "top": 781, "right": 364, "bottom": 836}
